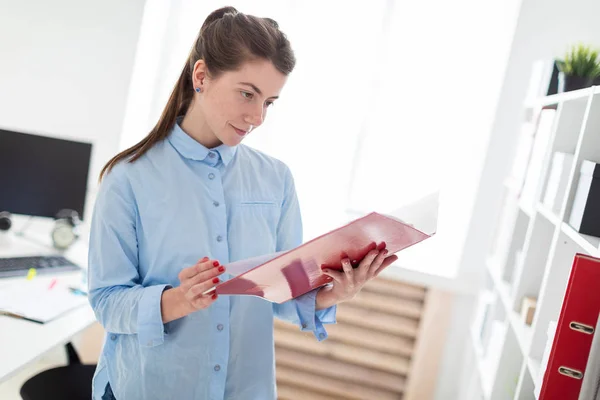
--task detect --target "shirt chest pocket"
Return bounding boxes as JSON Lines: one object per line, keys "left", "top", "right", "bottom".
{"left": 228, "top": 200, "right": 282, "bottom": 253}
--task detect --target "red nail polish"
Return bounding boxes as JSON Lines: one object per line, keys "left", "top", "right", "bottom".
{"left": 212, "top": 277, "right": 219, "bottom": 284}
{"left": 213, "top": 261, "right": 220, "bottom": 267}
{"left": 218, "top": 266, "right": 225, "bottom": 272}
{"left": 212, "top": 293, "right": 218, "bottom": 300}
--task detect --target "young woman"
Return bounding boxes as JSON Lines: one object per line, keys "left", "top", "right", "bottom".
{"left": 88, "top": 6, "right": 398, "bottom": 400}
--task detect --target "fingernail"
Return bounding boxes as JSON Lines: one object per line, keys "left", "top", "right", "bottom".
{"left": 218, "top": 266, "right": 225, "bottom": 272}
{"left": 213, "top": 261, "right": 220, "bottom": 267}
{"left": 383, "top": 250, "right": 389, "bottom": 255}
{"left": 212, "top": 277, "right": 220, "bottom": 284}
{"left": 212, "top": 293, "right": 218, "bottom": 300}
{"left": 201, "top": 257, "right": 209, "bottom": 262}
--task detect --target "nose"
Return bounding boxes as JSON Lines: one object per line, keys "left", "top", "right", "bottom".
{"left": 245, "top": 103, "right": 265, "bottom": 127}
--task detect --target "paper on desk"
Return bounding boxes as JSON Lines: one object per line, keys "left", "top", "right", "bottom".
{"left": 0, "top": 280, "right": 88, "bottom": 323}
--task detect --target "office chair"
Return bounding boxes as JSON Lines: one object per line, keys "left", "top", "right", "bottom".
{"left": 20, "top": 342, "right": 96, "bottom": 400}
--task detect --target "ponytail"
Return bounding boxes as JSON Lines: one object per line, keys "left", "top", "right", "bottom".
{"left": 98, "top": 61, "right": 193, "bottom": 181}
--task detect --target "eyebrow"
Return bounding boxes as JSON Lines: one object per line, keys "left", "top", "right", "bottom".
{"left": 239, "top": 82, "right": 279, "bottom": 99}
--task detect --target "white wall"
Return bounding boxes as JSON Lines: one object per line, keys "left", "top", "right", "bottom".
{"left": 0, "top": 0, "right": 147, "bottom": 221}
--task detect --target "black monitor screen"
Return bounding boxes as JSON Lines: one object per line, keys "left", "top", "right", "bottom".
{"left": 0, "top": 129, "right": 92, "bottom": 220}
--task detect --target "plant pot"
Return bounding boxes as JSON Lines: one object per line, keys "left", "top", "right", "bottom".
{"left": 594, "top": 76, "right": 600, "bottom": 86}
{"left": 558, "top": 72, "right": 593, "bottom": 92}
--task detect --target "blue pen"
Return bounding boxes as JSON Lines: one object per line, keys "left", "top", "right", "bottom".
{"left": 68, "top": 287, "right": 87, "bottom": 296}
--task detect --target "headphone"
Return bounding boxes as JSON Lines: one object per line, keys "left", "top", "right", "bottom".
{"left": 55, "top": 209, "right": 81, "bottom": 227}
{"left": 0, "top": 211, "right": 11, "bottom": 232}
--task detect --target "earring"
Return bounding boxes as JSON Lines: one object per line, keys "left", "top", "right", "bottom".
{"left": 195, "top": 87, "right": 202, "bottom": 93}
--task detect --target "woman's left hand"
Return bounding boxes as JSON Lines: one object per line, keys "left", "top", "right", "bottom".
{"left": 316, "top": 248, "right": 398, "bottom": 309}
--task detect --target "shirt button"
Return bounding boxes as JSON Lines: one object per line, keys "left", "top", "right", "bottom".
{"left": 217, "top": 324, "right": 224, "bottom": 331}
{"left": 209, "top": 152, "right": 216, "bottom": 158}
{"left": 319, "top": 333, "right": 326, "bottom": 339}
{"left": 213, "top": 201, "right": 220, "bottom": 207}
{"left": 214, "top": 365, "right": 221, "bottom": 372}
{"left": 301, "top": 323, "right": 307, "bottom": 329}
{"left": 110, "top": 335, "right": 117, "bottom": 340}
{"left": 208, "top": 173, "right": 215, "bottom": 180}
{"left": 216, "top": 235, "right": 223, "bottom": 242}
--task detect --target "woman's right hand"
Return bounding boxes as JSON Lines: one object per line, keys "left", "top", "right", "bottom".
{"left": 177, "top": 257, "right": 226, "bottom": 311}
{"left": 161, "top": 257, "right": 226, "bottom": 323}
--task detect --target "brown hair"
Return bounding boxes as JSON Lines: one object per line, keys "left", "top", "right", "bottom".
{"left": 99, "top": 6, "right": 296, "bottom": 181}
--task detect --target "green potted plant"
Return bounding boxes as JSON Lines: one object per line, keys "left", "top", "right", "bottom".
{"left": 556, "top": 43, "right": 600, "bottom": 92}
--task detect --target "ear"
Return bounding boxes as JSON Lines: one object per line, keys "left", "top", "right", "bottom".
{"left": 192, "top": 60, "right": 208, "bottom": 90}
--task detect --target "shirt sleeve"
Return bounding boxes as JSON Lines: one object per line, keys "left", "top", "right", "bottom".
{"left": 271, "top": 165, "right": 337, "bottom": 341}
{"left": 87, "top": 166, "right": 170, "bottom": 348}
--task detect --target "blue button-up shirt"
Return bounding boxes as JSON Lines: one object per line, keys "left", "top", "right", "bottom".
{"left": 88, "top": 120, "right": 337, "bottom": 400}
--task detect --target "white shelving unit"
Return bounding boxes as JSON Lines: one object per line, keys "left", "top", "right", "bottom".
{"left": 467, "top": 85, "right": 600, "bottom": 399}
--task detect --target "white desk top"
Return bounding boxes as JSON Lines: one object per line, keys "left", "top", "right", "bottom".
{"left": 0, "top": 220, "right": 97, "bottom": 383}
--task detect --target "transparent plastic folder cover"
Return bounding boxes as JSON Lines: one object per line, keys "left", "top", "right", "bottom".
{"left": 215, "top": 191, "right": 439, "bottom": 303}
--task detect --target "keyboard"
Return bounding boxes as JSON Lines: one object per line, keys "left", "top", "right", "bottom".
{"left": 0, "top": 255, "right": 81, "bottom": 278}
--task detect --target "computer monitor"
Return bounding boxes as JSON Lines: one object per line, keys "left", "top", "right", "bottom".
{"left": 0, "top": 128, "right": 92, "bottom": 220}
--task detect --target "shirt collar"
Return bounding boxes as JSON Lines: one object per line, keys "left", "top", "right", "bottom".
{"left": 167, "top": 117, "right": 237, "bottom": 167}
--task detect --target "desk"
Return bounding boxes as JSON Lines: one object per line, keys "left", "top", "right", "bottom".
{"left": 0, "top": 222, "right": 97, "bottom": 384}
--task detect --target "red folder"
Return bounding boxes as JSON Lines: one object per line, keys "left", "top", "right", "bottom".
{"left": 215, "top": 212, "right": 431, "bottom": 303}
{"left": 539, "top": 253, "right": 600, "bottom": 399}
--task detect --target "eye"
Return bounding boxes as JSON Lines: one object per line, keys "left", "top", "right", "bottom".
{"left": 265, "top": 101, "right": 275, "bottom": 108}
{"left": 241, "top": 91, "right": 253, "bottom": 100}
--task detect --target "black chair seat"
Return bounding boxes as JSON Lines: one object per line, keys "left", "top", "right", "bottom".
{"left": 20, "top": 364, "right": 96, "bottom": 400}
{"left": 20, "top": 342, "right": 96, "bottom": 400}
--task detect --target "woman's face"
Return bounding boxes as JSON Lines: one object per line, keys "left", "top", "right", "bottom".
{"left": 193, "top": 58, "right": 288, "bottom": 147}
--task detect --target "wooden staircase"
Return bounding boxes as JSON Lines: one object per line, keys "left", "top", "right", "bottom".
{"left": 275, "top": 277, "right": 449, "bottom": 400}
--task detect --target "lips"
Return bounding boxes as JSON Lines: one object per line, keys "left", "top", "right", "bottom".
{"left": 231, "top": 124, "right": 248, "bottom": 137}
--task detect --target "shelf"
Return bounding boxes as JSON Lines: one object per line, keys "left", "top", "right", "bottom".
{"left": 561, "top": 222, "right": 600, "bottom": 256}
{"left": 459, "top": 48, "right": 600, "bottom": 399}
{"left": 518, "top": 199, "right": 534, "bottom": 218}
{"left": 536, "top": 203, "right": 561, "bottom": 227}
{"left": 485, "top": 258, "right": 512, "bottom": 311}
{"left": 525, "top": 86, "right": 594, "bottom": 108}
{"left": 509, "top": 311, "right": 533, "bottom": 355}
